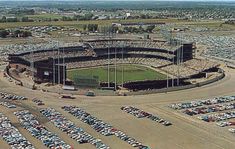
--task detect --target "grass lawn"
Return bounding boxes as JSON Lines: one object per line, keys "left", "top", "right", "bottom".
{"left": 0, "top": 18, "right": 186, "bottom": 29}
{"left": 67, "top": 64, "right": 167, "bottom": 84}
{"left": 26, "top": 14, "right": 62, "bottom": 19}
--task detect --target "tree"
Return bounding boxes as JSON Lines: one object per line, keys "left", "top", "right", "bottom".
{"left": 62, "top": 16, "right": 72, "bottom": 21}
{"left": 138, "top": 26, "right": 144, "bottom": 33}
{"left": 140, "top": 14, "right": 151, "bottom": 19}
{"left": 28, "top": 9, "right": 35, "bottom": 15}
{"left": 6, "top": 17, "right": 18, "bottom": 22}
{"left": 146, "top": 25, "right": 155, "bottom": 33}
{"left": 0, "top": 29, "right": 9, "bottom": 38}
{"left": 14, "top": 30, "right": 21, "bottom": 37}
{"left": 21, "top": 31, "right": 32, "bottom": 37}
{"left": 93, "top": 24, "right": 98, "bottom": 32}
{"left": 84, "top": 13, "right": 94, "bottom": 20}
{"left": 1, "top": 16, "right": 6, "bottom": 22}
{"left": 123, "top": 27, "right": 131, "bottom": 33}
{"left": 83, "top": 25, "right": 87, "bottom": 31}
{"left": 21, "top": 17, "right": 29, "bottom": 22}
{"left": 87, "top": 24, "right": 98, "bottom": 32}
{"left": 111, "top": 26, "right": 119, "bottom": 33}
{"left": 53, "top": 18, "right": 59, "bottom": 22}
{"left": 73, "top": 13, "right": 94, "bottom": 21}
{"left": 140, "top": 14, "right": 147, "bottom": 19}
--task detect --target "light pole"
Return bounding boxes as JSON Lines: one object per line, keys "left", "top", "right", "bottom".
{"left": 122, "top": 41, "right": 124, "bottom": 88}
{"left": 57, "top": 42, "right": 60, "bottom": 84}
{"left": 114, "top": 46, "right": 117, "bottom": 91}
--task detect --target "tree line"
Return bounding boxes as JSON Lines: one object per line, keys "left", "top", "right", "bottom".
{"left": 0, "top": 29, "right": 32, "bottom": 38}
{"left": 82, "top": 24, "right": 155, "bottom": 33}
{"left": 0, "top": 16, "right": 34, "bottom": 23}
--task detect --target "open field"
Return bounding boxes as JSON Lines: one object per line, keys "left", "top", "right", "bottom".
{"left": 67, "top": 64, "right": 167, "bottom": 84}
{"left": 0, "top": 37, "right": 46, "bottom": 45}
{"left": 0, "top": 18, "right": 220, "bottom": 29}
{"left": 26, "top": 14, "right": 62, "bottom": 20}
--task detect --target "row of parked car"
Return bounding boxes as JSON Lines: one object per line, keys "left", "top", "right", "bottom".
{"left": 32, "top": 98, "right": 45, "bottom": 106}
{"left": 121, "top": 106, "right": 172, "bottom": 126}
{"left": 183, "top": 102, "right": 235, "bottom": 116}
{"left": 62, "top": 106, "right": 150, "bottom": 149}
{"left": 216, "top": 121, "right": 235, "bottom": 127}
{"left": 0, "top": 92, "right": 27, "bottom": 100}
{"left": 169, "top": 95, "right": 235, "bottom": 136}
{"left": 198, "top": 111, "right": 235, "bottom": 122}
{"left": 0, "top": 113, "right": 35, "bottom": 149}
{"left": 40, "top": 108, "right": 109, "bottom": 149}
{"left": 0, "top": 101, "right": 16, "bottom": 108}
{"left": 14, "top": 110, "right": 71, "bottom": 149}
{"left": 170, "top": 95, "right": 235, "bottom": 110}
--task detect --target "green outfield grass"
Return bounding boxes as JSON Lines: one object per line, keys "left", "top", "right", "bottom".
{"left": 67, "top": 64, "right": 167, "bottom": 84}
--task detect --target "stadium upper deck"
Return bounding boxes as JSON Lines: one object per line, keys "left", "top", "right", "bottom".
{"left": 8, "top": 39, "right": 194, "bottom": 64}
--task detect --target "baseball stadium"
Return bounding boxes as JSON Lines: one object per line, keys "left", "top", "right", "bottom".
{"left": 7, "top": 39, "right": 221, "bottom": 94}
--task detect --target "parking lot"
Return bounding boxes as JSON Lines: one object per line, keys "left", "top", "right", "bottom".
{"left": 41, "top": 108, "right": 110, "bottom": 149}
{"left": 62, "top": 106, "right": 149, "bottom": 149}
{"left": 121, "top": 106, "right": 171, "bottom": 126}
{"left": 0, "top": 68, "right": 235, "bottom": 149}
{"left": 15, "top": 110, "right": 71, "bottom": 149}
{"left": 170, "top": 95, "right": 235, "bottom": 134}
{"left": 0, "top": 113, "right": 35, "bottom": 149}
{"left": 176, "top": 31, "right": 235, "bottom": 63}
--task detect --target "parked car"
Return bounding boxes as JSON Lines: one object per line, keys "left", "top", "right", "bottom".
{"left": 40, "top": 108, "right": 109, "bottom": 149}
{"left": 62, "top": 106, "right": 150, "bottom": 148}
{"left": 121, "top": 106, "right": 172, "bottom": 126}
{"left": 14, "top": 110, "right": 71, "bottom": 149}
{"left": 0, "top": 113, "right": 35, "bottom": 149}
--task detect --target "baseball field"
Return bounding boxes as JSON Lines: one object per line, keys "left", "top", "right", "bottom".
{"left": 67, "top": 64, "right": 167, "bottom": 85}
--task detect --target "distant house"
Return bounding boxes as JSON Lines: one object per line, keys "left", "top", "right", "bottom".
{"left": 97, "top": 16, "right": 109, "bottom": 20}
{"left": 126, "top": 13, "right": 131, "bottom": 17}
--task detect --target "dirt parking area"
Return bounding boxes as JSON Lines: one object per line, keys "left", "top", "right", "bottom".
{"left": 0, "top": 68, "right": 235, "bottom": 149}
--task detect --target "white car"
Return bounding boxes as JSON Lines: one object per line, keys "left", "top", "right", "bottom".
{"left": 228, "top": 128, "right": 235, "bottom": 133}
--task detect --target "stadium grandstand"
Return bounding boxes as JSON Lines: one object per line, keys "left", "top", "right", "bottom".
{"left": 7, "top": 39, "right": 220, "bottom": 91}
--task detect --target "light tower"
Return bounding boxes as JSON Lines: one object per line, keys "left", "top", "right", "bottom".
{"left": 30, "top": 45, "right": 34, "bottom": 83}
{"left": 57, "top": 42, "right": 60, "bottom": 84}
{"left": 114, "top": 45, "right": 117, "bottom": 91}
{"left": 171, "top": 31, "right": 175, "bottom": 87}
{"left": 63, "top": 45, "right": 66, "bottom": 86}
{"left": 122, "top": 40, "right": 124, "bottom": 88}
{"left": 52, "top": 42, "right": 56, "bottom": 85}
{"left": 107, "top": 34, "right": 110, "bottom": 88}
